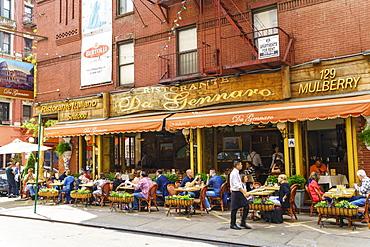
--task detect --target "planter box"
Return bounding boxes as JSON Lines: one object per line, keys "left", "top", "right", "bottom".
{"left": 38, "top": 191, "right": 58, "bottom": 197}
{"left": 165, "top": 198, "right": 194, "bottom": 206}
{"left": 249, "top": 204, "right": 274, "bottom": 211}
{"left": 295, "top": 189, "right": 305, "bottom": 208}
{"left": 108, "top": 196, "right": 134, "bottom": 203}
{"left": 70, "top": 193, "right": 92, "bottom": 199}
{"left": 316, "top": 207, "right": 358, "bottom": 217}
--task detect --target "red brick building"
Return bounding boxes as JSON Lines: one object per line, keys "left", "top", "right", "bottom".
{"left": 0, "top": 0, "right": 37, "bottom": 167}
{"left": 35, "top": 0, "right": 370, "bottom": 184}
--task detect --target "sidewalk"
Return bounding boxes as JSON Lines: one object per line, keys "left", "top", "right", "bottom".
{"left": 0, "top": 197, "right": 369, "bottom": 247}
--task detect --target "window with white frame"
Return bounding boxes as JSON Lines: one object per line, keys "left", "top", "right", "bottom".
{"left": 119, "top": 42, "right": 134, "bottom": 86}
{"left": 0, "top": 102, "right": 10, "bottom": 122}
{"left": 119, "top": 0, "right": 133, "bottom": 15}
{"left": 253, "top": 7, "right": 278, "bottom": 38}
{"left": 24, "top": 6, "right": 33, "bottom": 23}
{"left": 178, "top": 27, "right": 197, "bottom": 76}
{"left": 22, "top": 105, "right": 31, "bottom": 122}
{"left": 0, "top": 0, "right": 11, "bottom": 19}
{"left": 24, "top": 38, "right": 32, "bottom": 57}
{"left": 0, "top": 32, "right": 10, "bottom": 54}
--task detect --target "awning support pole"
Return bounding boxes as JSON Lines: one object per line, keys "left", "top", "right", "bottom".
{"left": 283, "top": 124, "right": 290, "bottom": 177}
{"left": 196, "top": 128, "right": 203, "bottom": 174}
{"left": 78, "top": 136, "right": 83, "bottom": 172}
{"left": 294, "top": 121, "right": 304, "bottom": 176}
{"left": 98, "top": 135, "right": 103, "bottom": 174}
{"left": 92, "top": 135, "right": 96, "bottom": 179}
{"left": 189, "top": 129, "right": 195, "bottom": 173}
{"left": 346, "top": 117, "right": 358, "bottom": 185}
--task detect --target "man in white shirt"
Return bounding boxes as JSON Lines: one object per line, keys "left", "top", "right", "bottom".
{"left": 247, "top": 150, "right": 263, "bottom": 168}
{"left": 230, "top": 160, "right": 252, "bottom": 230}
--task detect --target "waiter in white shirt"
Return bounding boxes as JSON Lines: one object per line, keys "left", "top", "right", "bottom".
{"left": 229, "top": 160, "right": 252, "bottom": 230}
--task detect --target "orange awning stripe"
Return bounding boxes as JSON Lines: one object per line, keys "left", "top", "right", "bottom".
{"left": 165, "top": 95, "right": 370, "bottom": 130}
{"left": 44, "top": 114, "right": 170, "bottom": 137}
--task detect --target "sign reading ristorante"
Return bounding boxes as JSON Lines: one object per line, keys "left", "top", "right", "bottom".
{"left": 34, "top": 96, "right": 104, "bottom": 122}
{"left": 111, "top": 72, "right": 287, "bottom": 116}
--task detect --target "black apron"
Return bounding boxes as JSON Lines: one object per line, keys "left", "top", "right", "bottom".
{"left": 231, "top": 191, "right": 249, "bottom": 210}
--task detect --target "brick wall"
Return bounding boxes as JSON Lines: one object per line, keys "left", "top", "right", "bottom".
{"left": 356, "top": 116, "right": 370, "bottom": 176}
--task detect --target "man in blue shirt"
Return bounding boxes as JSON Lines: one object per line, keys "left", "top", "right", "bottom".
{"left": 156, "top": 169, "right": 168, "bottom": 195}
{"left": 57, "top": 170, "right": 75, "bottom": 204}
{"left": 180, "top": 169, "right": 200, "bottom": 198}
{"left": 204, "top": 168, "right": 223, "bottom": 210}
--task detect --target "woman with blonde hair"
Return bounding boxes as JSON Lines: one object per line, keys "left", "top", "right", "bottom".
{"left": 270, "top": 174, "right": 290, "bottom": 209}
{"left": 308, "top": 171, "right": 324, "bottom": 202}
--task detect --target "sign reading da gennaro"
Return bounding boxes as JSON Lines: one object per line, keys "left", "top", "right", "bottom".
{"left": 111, "top": 72, "right": 287, "bottom": 116}
{"left": 34, "top": 97, "right": 104, "bottom": 122}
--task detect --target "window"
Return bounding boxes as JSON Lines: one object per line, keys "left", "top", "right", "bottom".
{"left": 23, "top": 105, "right": 31, "bottom": 122}
{"left": 24, "top": 6, "right": 33, "bottom": 23}
{"left": 178, "top": 27, "right": 197, "bottom": 76}
{"left": 0, "top": 102, "right": 9, "bottom": 122}
{"left": 119, "top": 0, "right": 133, "bottom": 15}
{"left": 253, "top": 7, "right": 278, "bottom": 38}
{"left": 24, "top": 38, "right": 32, "bottom": 57}
{"left": 0, "top": 0, "right": 11, "bottom": 19}
{"left": 0, "top": 32, "right": 10, "bottom": 54}
{"left": 119, "top": 42, "right": 134, "bottom": 86}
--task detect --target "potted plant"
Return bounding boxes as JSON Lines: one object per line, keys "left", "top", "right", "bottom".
{"left": 70, "top": 189, "right": 92, "bottom": 199}
{"left": 315, "top": 199, "right": 358, "bottom": 217}
{"left": 109, "top": 191, "right": 134, "bottom": 203}
{"left": 56, "top": 141, "right": 72, "bottom": 169}
{"left": 266, "top": 175, "right": 279, "bottom": 186}
{"left": 288, "top": 174, "right": 307, "bottom": 208}
{"left": 358, "top": 128, "right": 370, "bottom": 150}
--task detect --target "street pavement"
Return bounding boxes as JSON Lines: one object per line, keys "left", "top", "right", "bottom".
{"left": 0, "top": 196, "right": 369, "bottom": 247}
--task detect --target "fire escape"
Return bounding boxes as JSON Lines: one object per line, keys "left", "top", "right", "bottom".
{"left": 157, "top": 0, "right": 294, "bottom": 84}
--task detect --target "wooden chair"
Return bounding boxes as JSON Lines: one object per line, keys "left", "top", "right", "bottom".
{"left": 138, "top": 184, "right": 159, "bottom": 212}
{"left": 253, "top": 182, "right": 262, "bottom": 189}
{"left": 167, "top": 184, "right": 178, "bottom": 196}
{"left": 96, "top": 182, "right": 112, "bottom": 207}
{"left": 349, "top": 194, "right": 370, "bottom": 229}
{"left": 284, "top": 184, "right": 298, "bottom": 222}
{"left": 305, "top": 184, "right": 322, "bottom": 217}
{"left": 290, "top": 183, "right": 299, "bottom": 213}
{"left": 193, "top": 185, "right": 209, "bottom": 216}
{"left": 208, "top": 183, "right": 229, "bottom": 211}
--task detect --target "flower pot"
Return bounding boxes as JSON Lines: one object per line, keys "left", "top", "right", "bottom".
{"left": 62, "top": 150, "right": 72, "bottom": 169}
{"left": 294, "top": 189, "right": 305, "bottom": 208}
{"left": 70, "top": 193, "right": 91, "bottom": 199}
{"left": 316, "top": 207, "right": 358, "bottom": 216}
{"left": 108, "top": 196, "right": 134, "bottom": 203}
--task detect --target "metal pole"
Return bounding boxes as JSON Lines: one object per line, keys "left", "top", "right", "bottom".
{"left": 34, "top": 114, "right": 42, "bottom": 214}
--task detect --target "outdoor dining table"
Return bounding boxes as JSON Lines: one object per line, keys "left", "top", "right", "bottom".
{"left": 249, "top": 189, "right": 275, "bottom": 196}
{"left": 174, "top": 186, "right": 202, "bottom": 192}
{"left": 323, "top": 188, "right": 356, "bottom": 198}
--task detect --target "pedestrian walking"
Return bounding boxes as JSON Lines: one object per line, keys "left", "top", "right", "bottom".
{"left": 6, "top": 162, "right": 16, "bottom": 198}
{"left": 229, "top": 159, "right": 252, "bottom": 230}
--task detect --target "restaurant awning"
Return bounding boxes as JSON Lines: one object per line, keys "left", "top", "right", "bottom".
{"left": 44, "top": 114, "right": 170, "bottom": 137}
{"left": 165, "top": 94, "right": 370, "bottom": 130}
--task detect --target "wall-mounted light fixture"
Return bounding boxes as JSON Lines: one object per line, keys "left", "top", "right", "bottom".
{"left": 363, "top": 50, "right": 370, "bottom": 56}
{"left": 182, "top": 129, "right": 190, "bottom": 143}
{"left": 311, "top": 59, "right": 321, "bottom": 64}
{"left": 276, "top": 122, "right": 288, "bottom": 138}
{"left": 84, "top": 135, "right": 91, "bottom": 142}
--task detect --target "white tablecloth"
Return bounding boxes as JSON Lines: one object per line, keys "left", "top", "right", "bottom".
{"left": 318, "top": 175, "right": 349, "bottom": 188}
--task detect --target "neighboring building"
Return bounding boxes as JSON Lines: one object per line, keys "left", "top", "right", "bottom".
{"left": 35, "top": 0, "right": 370, "bottom": 185}
{"left": 0, "top": 0, "right": 36, "bottom": 167}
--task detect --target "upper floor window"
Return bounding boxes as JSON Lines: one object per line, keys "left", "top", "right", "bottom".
{"left": 119, "top": 42, "right": 134, "bottom": 86}
{"left": 0, "top": 102, "right": 9, "bottom": 122}
{"left": 0, "top": 0, "right": 11, "bottom": 19}
{"left": 24, "top": 38, "right": 32, "bottom": 57}
{"left": 253, "top": 6, "right": 278, "bottom": 38}
{"left": 24, "top": 6, "right": 33, "bottom": 23}
{"left": 0, "top": 31, "right": 10, "bottom": 54}
{"left": 22, "top": 105, "right": 31, "bottom": 122}
{"left": 178, "top": 27, "right": 197, "bottom": 76}
{"left": 119, "top": 0, "right": 133, "bottom": 15}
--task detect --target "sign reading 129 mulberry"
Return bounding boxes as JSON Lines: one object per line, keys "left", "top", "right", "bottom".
{"left": 81, "top": 0, "right": 112, "bottom": 87}
{"left": 111, "top": 72, "right": 287, "bottom": 116}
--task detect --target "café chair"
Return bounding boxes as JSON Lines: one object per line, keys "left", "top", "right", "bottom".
{"left": 96, "top": 182, "right": 112, "bottom": 207}
{"left": 138, "top": 184, "right": 159, "bottom": 213}
{"left": 349, "top": 194, "right": 370, "bottom": 229}
{"left": 253, "top": 182, "right": 262, "bottom": 189}
{"left": 167, "top": 184, "right": 178, "bottom": 196}
{"left": 290, "top": 183, "right": 299, "bottom": 214}
{"left": 193, "top": 185, "right": 209, "bottom": 216}
{"left": 209, "top": 183, "right": 229, "bottom": 211}
{"left": 305, "top": 184, "right": 322, "bottom": 217}
{"left": 284, "top": 184, "right": 298, "bottom": 222}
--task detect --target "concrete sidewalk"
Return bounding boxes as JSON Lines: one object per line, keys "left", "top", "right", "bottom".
{"left": 0, "top": 197, "right": 369, "bottom": 247}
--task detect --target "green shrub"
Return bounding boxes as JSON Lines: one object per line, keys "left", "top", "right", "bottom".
{"left": 288, "top": 174, "right": 307, "bottom": 189}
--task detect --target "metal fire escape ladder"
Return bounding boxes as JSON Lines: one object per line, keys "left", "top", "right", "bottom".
{"left": 217, "top": 0, "right": 258, "bottom": 58}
